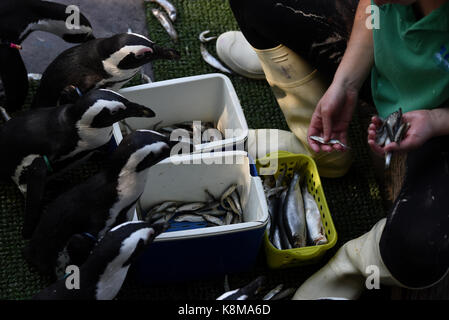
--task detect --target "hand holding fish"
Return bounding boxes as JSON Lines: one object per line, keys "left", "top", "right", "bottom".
{"left": 368, "top": 110, "right": 434, "bottom": 156}
{"left": 308, "top": 80, "right": 358, "bottom": 153}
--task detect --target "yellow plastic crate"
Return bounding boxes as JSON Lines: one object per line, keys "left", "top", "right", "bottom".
{"left": 256, "top": 151, "right": 337, "bottom": 269}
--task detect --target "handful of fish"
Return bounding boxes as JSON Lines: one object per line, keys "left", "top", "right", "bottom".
{"left": 262, "top": 167, "right": 327, "bottom": 250}
{"left": 144, "top": 184, "right": 244, "bottom": 229}
{"left": 217, "top": 275, "right": 295, "bottom": 300}
{"left": 375, "top": 108, "right": 410, "bottom": 169}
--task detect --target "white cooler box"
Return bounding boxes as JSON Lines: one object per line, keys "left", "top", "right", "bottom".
{"left": 113, "top": 73, "right": 248, "bottom": 153}
{"left": 129, "top": 152, "right": 269, "bottom": 284}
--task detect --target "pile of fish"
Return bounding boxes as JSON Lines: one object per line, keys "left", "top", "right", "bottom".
{"left": 146, "top": 0, "right": 178, "bottom": 42}
{"left": 375, "top": 108, "right": 409, "bottom": 169}
{"left": 263, "top": 168, "right": 327, "bottom": 250}
{"left": 144, "top": 184, "right": 243, "bottom": 228}
{"left": 217, "top": 275, "right": 296, "bottom": 300}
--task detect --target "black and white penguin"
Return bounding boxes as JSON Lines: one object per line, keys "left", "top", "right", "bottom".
{"left": 217, "top": 276, "right": 266, "bottom": 300}
{"left": 33, "top": 221, "right": 168, "bottom": 300}
{"left": 24, "top": 130, "right": 174, "bottom": 276}
{"left": 0, "top": 89, "right": 155, "bottom": 238}
{"left": 31, "top": 32, "right": 180, "bottom": 108}
{"left": 0, "top": 0, "right": 94, "bottom": 111}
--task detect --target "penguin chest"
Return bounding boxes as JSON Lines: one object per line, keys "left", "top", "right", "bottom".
{"left": 95, "top": 265, "right": 130, "bottom": 300}
{"left": 99, "top": 170, "right": 147, "bottom": 238}
{"left": 11, "top": 154, "right": 41, "bottom": 194}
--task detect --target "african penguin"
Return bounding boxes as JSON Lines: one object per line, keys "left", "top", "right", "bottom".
{"left": 0, "top": 0, "right": 94, "bottom": 111}
{"left": 31, "top": 32, "right": 181, "bottom": 108}
{"left": 33, "top": 221, "right": 168, "bottom": 300}
{"left": 0, "top": 89, "right": 155, "bottom": 238}
{"left": 217, "top": 276, "right": 266, "bottom": 300}
{"left": 24, "top": 130, "right": 174, "bottom": 277}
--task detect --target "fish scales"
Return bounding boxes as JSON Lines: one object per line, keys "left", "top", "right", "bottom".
{"left": 302, "top": 185, "right": 327, "bottom": 245}
{"left": 283, "top": 172, "right": 307, "bottom": 248}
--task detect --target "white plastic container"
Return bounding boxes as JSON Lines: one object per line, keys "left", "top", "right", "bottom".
{"left": 113, "top": 73, "right": 248, "bottom": 153}
{"left": 130, "top": 152, "right": 269, "bottom": 284}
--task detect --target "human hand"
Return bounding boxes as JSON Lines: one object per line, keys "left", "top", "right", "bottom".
{"left": 367, "top": 110, "right": 435, "bottom": 156}
{"left": 308, "top": 80, "right": 358, "bottom": 153}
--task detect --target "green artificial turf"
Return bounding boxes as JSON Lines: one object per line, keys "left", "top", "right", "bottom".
{"left": 0, "top": 0, "right": 388, "bottom": 300}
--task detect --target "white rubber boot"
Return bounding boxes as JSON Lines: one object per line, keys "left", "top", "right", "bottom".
{"left": 292, "top": 218, "right": 403, "bottom": 300}
{"left": 254, "top": 44, "right": 352, "bottom": 178}
{"left": 216, "top": 31, "right": 265, "bottom": 79}
{"left": 247, "top": 129, "right": 311, "bottom": 160}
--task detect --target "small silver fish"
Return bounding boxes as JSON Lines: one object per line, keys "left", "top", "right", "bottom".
{"left": 230, "top": 191, "right": 243, "bottom": 216}
{"left": 284, "top": 172, "right": 307, "bottom": 248}
{"left": 141, "top": 71, "right": 152, "bottom": 83}
{"left": 266, "top": 186, "right": 287, "bottom": 198}
{"left": 224, "top": 211, "right": 234, "bottom": 225}
{"left": 199, "top": 30, "right": 217, "bottom": 43}
{"left": 271, "top": 288, "right": 296, "bottom": 300}
{"left": 147, "top": 0, "right": 177, "bottom": 22}
{"left": 198, "top": 208, "right": 226, "bottom": 216}
{"left": 0, "top": 106, "right": 11, "bottom": 121}
{"left": 263, "top": 284, "right": 284, "bottom": 300}
{"left": 175, "top": 202, "right": 206, "bottom": 212}
{"left": 302, "top": 185, "right": 327, "bottom": 245}
{"left": 309, "top": 136, "right": 350, "bottom": 149}
{"left": 221, "top": 184, "right": 237, "bottom": 204}
{"left": 27, "top": 73, "right": 42, "bottom": 81}
{"left": 151, "top": 8, "right": 178, "bottom": 42}
{"left": 174, "top": 214, "right": 205, "bottom": 223}
{"left": 203, "top": 214, "right": 224, "bottom": 226}
{"left": 154, "top": 201, "right": 179, "bottom": 213}
{"left": 200, "top": 43, "right": 232, "bottom": 74}
{"left": 277, "top": 189, "right": 292, "bottom": 250}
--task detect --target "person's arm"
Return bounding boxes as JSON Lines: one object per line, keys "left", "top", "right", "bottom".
{"left": 308, "top": 0, "right": 375, "bottom": 152}
{"left": 334, "top": 0, "right": 374, "bottom": 93}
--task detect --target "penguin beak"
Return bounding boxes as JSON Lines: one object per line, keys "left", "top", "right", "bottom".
{"left": 149, "top": 222, "right": 170, "bottom": 237}
{"left": 125, "top": 102, "right": 156, "bottom": 118}
{"left": 150, "top": 44, "right": 181, "bottom": 61}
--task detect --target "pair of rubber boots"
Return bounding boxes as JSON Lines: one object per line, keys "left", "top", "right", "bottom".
{"left": 217, "top": 31, "right": 351, "bottom": 178}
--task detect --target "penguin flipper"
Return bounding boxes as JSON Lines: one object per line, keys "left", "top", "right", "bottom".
{"left": 0, "top": 46, "right": 28, "bottom": 111}
{"left": 22, "top": 156, "right": 48, "bottom": 239}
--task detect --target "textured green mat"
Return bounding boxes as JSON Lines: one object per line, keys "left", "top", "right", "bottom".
{"left": 0, "top": 0, "right": 387, "bottom": 300}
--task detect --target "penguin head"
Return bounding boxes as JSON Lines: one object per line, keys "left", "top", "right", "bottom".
{"left": 96, "top": 221, "right": 168, "bottom": 267}
{"left": 100, "top": 33, "right": 181, "bottom": 71}
{"left": 110, "top": 130, "right": 175, "bottom": 173}
{"left": 33, "top": 1, "right": 94, "bottom": 43}
{"left": 71, "top": 89, "right": 155, "bottom": 128}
